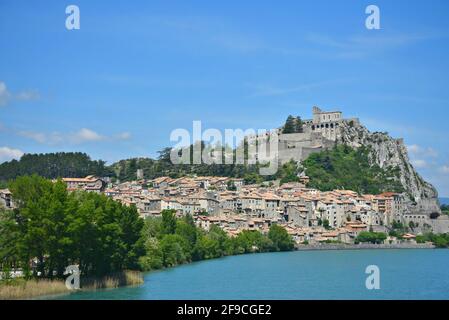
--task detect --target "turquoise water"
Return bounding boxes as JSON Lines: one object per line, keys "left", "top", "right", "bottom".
{"left": 60, "top": 249, "right": 449, "bottom": 300}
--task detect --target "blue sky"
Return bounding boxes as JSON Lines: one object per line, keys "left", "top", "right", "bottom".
{"left": 1, "top": 0, "right": 449, "bottom": 195}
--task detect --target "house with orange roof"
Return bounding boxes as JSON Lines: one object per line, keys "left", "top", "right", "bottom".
{"left": 62, "top": 175, "right": 105, "bottom": 193}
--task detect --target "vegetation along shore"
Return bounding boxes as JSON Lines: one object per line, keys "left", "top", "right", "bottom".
{"left": 0, "top": 175, "right": 295, "bottom": 299}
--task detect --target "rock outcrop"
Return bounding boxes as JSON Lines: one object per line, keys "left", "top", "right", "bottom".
{"left": 336, "top": 119, "right": 440, "bottom": 215}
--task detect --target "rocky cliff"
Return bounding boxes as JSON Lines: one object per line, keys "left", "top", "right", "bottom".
{"left": 336, "top": 119, "right": 440, "bottom": 215}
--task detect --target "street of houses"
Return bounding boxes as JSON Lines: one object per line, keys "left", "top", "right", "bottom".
{"left": 1, "top": 175, "right": 426, "bottom": 245}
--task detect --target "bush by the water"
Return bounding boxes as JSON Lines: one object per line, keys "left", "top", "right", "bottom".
{"left": 416, "top": 233, "right": 449, "bottom": 248}
{"left": 0, "top": 175, "right": 145, "bottom": 278}
{"left": 138, "top": 209, "right": 295, "bottom": 271}
{"left": 355, "top": 231, "right": 387, "bottom": 244}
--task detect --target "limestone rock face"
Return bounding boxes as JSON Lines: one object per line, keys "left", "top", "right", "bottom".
{"left": 336, "top": 120, "right": 440, "bottom": 215}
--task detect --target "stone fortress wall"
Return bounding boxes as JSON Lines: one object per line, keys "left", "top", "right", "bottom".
{"left": 277, "top": 106, "right": 359, "bottom": 164}
{"left": 246, "top": 106, "right": 360, "bottom": 164}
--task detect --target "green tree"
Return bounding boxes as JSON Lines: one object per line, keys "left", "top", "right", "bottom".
{"left": 138, "top": 238, "right": 163, "bottom": 270}
{"left": 278, "top": 160, "right": 300, "bottom": 185}
{"left": 4, "top": 175, "right": 145, "bottom": 278}
{"left": 175, "top": 216, "right": 198, "bottom": 255}
{"left": 295, "top": 116, "right": 303, "bottom": 133}
{"left": 282, "top": 115, "right": 296, "bottom": 134}
{"left": 227, "top": 180, "right": 237, "bottom": 191}
{"left": 0, "top": 152, "right": 112, "bottom": 183}
{"left": 159, "top": 234, "right": 189, "bottom": 267}
{"left": 0, "top": 206, "right": 21, "bottom": 275}
{"left": 161, "top": 209, "right": 177, "bottom": 235}
{"left": 356, "top": 231, "right": 387, "bottom": 244}
{"left": 233, "top": 230, "right": 273, "bottom": 253}
{"left": 268, "top": 225, "right": 294, "bottom": 251}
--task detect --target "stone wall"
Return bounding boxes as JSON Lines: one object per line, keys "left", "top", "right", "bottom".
{"left": 429, "top": 216, "right": 449, "bottom": 234}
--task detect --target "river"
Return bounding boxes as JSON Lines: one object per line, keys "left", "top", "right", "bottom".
{"left": 59, "top": 249, "right": 449, "bottom": 300}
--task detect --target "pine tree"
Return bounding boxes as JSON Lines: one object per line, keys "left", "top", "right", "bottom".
{"left": 282, "top": 115, "right": 296, "bottom": 134}
{"left": 295, "top": 116, "right": 303, "bottom": 133}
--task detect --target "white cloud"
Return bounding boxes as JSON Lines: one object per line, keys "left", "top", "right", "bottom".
{"left": 406, "top": 144, "right": 438, "bottom": 158}
{"left": 19, "top": 131, "right": 48, "bottom": 144}
{"left": 71, "top": 128, "right": 105, "bottom": 144}
{"left": 17, "top": 127, "right": 131, "bottom": 145}
{"left": 407, "top": 144, "right": 421, "bottom": 154}
{"left": 305, "top": 31, "right": 446, "bottom": 59}
{"left": 427, "top": 148, "right": 439, "bottom": 158}
{"left": 0, "top": 146, "right": 24, "bottom": 163}
{"left": 116, "top": 132, "right": 132, "bottom": 140}
{"left": 411, "top": 159, "right": 428, "bottom": 168}
{"left": 18, "top": 131, "right": 64, "bottom": 145}
{"left": 0, "top": 81, "right": 40, "bottom": 106}
{"left": 441, "top": 165, "right": 449, "bottom": 174}
{"left": 16, "top": 90, "right": 40, "bottom": 101}
{"left": 0, "top": 82, "right": 11, "bottom": 106}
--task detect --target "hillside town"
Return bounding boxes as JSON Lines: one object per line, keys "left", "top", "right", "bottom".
{"left": 1, "top": 173, "right": 436, "bottom": 246}
{"left": 2, "top": 106, "right": 446, "bottom": 247}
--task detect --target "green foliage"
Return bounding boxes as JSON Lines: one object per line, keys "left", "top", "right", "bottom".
{"left": 233, "top": 230, "right": 274, "bottom": 253}
{"left": 322, "top": 219, "right": 331, "bottom": 230}
{"left": 303, "top": 145, "right": 404, "bottom": 194}
{"left": 277, "top": 160, "right": 300, "bottom": 185}
{"left": 112, "top": 145, "right": 268, "bottom": 183}
{"left": 268, "top": 224, "right": 295, "bottom": 251}
{"left": 415, "top": 232, "right": 449, "bottom": 248}
{"left": 389, "top": 221, "right": 409, "bottom": 238}
{"left": 392, "top": 221, "right": 404, "bottom": 230}
{"left": 282, "top": 115, "right": 296, "bottom": 134}
{"left": 0, "top": 152, "right": 112, "bottom": 182}
{"left": 441, "top": 204, "right": 449, "bottom": 215}
{"left": 138, "top": 238, "right": 163, "bottom": 270}
{"left": 139, "top": 218, "right": 294, "bottom": 271}
{"left": 282, "top": 115, "right": 303, "bottom": 134}
{"left": 227, "top": 180, "right": 237, "bottom": 191}
{"left": 0, "top": 175, "right": 144, "bottom": 278}
{"left": 355, "top": 231, "right": 387, "bottom": 244}
{"left": 161, "top": 209, "right": 177, "bottom": 235}
{"left": 243, "top": 172, "right": 263, "bottom": 185}
{"left": 160, "top": 234, "right": 190, "bottom": 267}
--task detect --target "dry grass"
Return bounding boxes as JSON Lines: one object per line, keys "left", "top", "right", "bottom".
{"left": 0, "top": 279, "right": 68, "bottom": 300}
{"left": 0, "top": 270, "right": 143, "bottom": 300}
{"left": 81, "top": 270, "right": 144, "bottom": 290}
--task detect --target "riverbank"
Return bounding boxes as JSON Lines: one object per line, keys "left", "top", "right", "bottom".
{"left": 295, "top": 243, "right": 435, "bottom": 251}
{"left": 0, "top": 270, "right": 143, "bottom": 300}
{"left": 60, "top": 249, "right": 449, "bottom": 300}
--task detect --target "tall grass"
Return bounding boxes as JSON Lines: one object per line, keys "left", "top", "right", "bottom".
{"left": 0, "top": 279, "right": 68, "bottom": 300}
{"left": 0, "top": 270, "right": 144, "bottom": 299}
{"left": 81, "top": 270, "right": 144, "bottom": 290}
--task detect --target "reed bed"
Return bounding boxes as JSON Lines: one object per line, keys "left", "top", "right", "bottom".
{"left": 0, "top": 270, "right": 143, "bottom": 299}
{"left": 0, "top": 279, "right": 68, "bottom": 300}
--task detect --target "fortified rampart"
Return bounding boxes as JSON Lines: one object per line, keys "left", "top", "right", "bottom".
{"left": 275, "top": 106, "right": 357, "bottom": 163}
{"left": 246, "top": 106, "right": 357, "bottom": 164}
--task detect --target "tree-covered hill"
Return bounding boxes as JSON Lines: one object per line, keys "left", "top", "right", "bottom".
{"left": 110, "top": 147, "right": 265, "bottom": 183}
{"left": 302, "top": 145, "right": 404, "bottom": 194}
{"left": 0, "top": 145, "right": 406, "bottom": 195}
{"left": 0, "top": 152, "right": 113, "bottom": 183}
